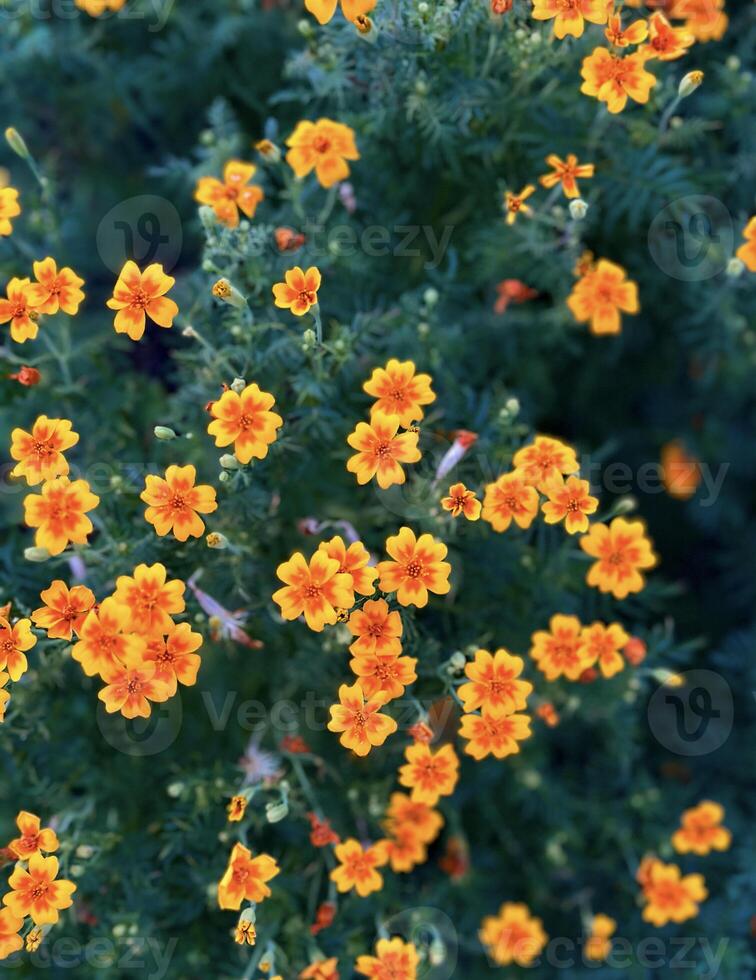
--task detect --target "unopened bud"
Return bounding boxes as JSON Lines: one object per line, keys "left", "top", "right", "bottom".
{"left": 266, "top": 800, "right": 289, "bottom": 824}
{"left": 153, "top": 425, "right": 177, "bottom": 441}
{"left": 230, "top": 377, "right": 247, "bottom": 394}
{"left": 254, "top": 139, "right": 281, "bottom": 163}
{"left": 218, "top": 471, "right": 231, "bottom": 483}
{"left": 678, "top": 70, "right": 703, "bottom": 98}
{"left": 24, "top": 547, "right": 50, "bottom": 562}
{"left": 219, "top": 454, "right": 240, "bottom": 470}
{"left": 354, "top": 14, "right": 377, "bottom": 40}
{"left": 5, "top": 127, "right": 30, "bottom": 160}
{"left": 297, "top": 18, "right": 314, "bottom": 38}
{"left": 614, "top": 496, "right": 637, "bottom": 514}
{"left": 569, "top": 198, "right": 588, "bottom": 221}
{"left": 206, "top": 532, "right": 229, "bottom": 550}
{"left": 212, "top": 279, "right": 247, "bottom": 308}
{"left": 449, "top": 651, "right": 466, "bottom": 671}
{"left": 726, "top": 257, "right": 744, "bottom": 279}
{"left": 302, "top": 328, "right": 316, "bottom": 351}
{"left": 423, "top": 287, "right": 439, "bottom": 307}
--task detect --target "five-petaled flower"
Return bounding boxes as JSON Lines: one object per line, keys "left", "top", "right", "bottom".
{"left": 29, "top": 257, "right": 85, "bottom": 315}
{"left": 0, "top": 186, "right": 21, "bottom": 237}
{"left": 580, "top": 517, "right": 657, "bottom": 599}
{"left": 3, "top": 853, "right": 76, "bottom": 926}
{"left": 541, "top": 475, "right": 598, "bottom": 534}
{"left": 0, "top": 616, "right": 36, "bottom": 682}
{"left": 355, "top": 937, "right": 419, "bottom": 979}
{"left": 641, "top": 12, "right": 694, "bottom": 60}
{"left": 98, "top": 645, "right": 171, "bottom": 718}
{"left": 377, "top": 527, "right": 451, "bottom": 608}
{"left": 31, "top": 580, "right": 95, "bottom": 641}
{"left": 272, "top": 265, "right": 321, "bottom": 316}
{"left": 539, "top": 154, "right": 595, "bottom": 198}
{"left": 318, "top": 536, "right": 377, "bottom": 597}
{"left": 0, "top": 277, "right": 42, "bottom": 343}
{"left": 208, "top": 382, "right": 283, "bottom": 464}
{"left": 327, "top": 680, "right": 398, "bottom": 755}
{"left": 347, "top": 598, "right": 403, "bottom": 658}
{"left": 347, "top": 412, "right": 421, "bottom": 489}
{"left": 479, "top": 902, "right": 548, "bottom": 967}
{"left": 459, "top": 710, "right": 532, "bottom": 760}
{"left": 529, "top": 613, "right": 592, "bottom": 681}
{"left": 580, "top": 48, "right": 657, "bottom": 114}
{"left": 71, "top": 597, "right": 144, "bottom": 678}
{"left": 504, "top": 185, "right": 535, "bottom": 224}
{"left": 398, "top": 742, "right": 459, "bottom": 805}
{"left": 579, "top": 621, "right": 629, "bottom": 678}
{"left": 10, "top": 415, "right": 79, "bottom": 485}
{"left": 531, "top": 0, "right": 609, "bottom": 39}
{"left": 273, "top": 549, "right": 354, "bottom": 631}
{"left": 143, "top": 622, "right": 203, "bottom": 696}
{"left": 441, "top": 482, "right": 481, "bottom": 520}
{"left": 458, "top": 648, "right": 533, "bottom": 715}
{"left": 513, "top": 436, "right": 578, "bottom": 491}
{"left": 113, "top": 562, "right": 186, "bottom": 636}
{"left": 604, "top": 9, "right": 648, "bottom": 47}
{"left": 639, "top": 860, "right": 707, "bottom": 926}
{"left": 330, "top": 838, "right": 387, "bottom": 897}
{"left": 481, "top": 470, "right": 539, "bottom": 532}
{"left": 23, "top": 477, "right": 100, "bottom": 555}
{"left": 106, "top": 261, "right": 178, "bottom": 341}
{"left": 384, "top": 793, "right": 444, "bottom": 844}
{"left": 8, "top": 811, "right": 59, "bottom": 860}
{"left": 567, "top": 259, "right": 639, "bottom": 335}
{"left": 217, "top": 843, "right": 280, "bottom": 910}
{"left": 195, "top": 160, "right": 264, "bottom": 228}
{"left": 671, "top": 801, "right": 731, "bottom": 855}
{"left": 349, "top": 648, "right": 417, "bottom": 702}
{"left": 286, "top": 118, "right": 359, "bottom": 188}
{"left": 141, "top": 465, "right": 218, "bottom": 541}
{"left": 363, "top": 359, "right": 436, "bottom": 428}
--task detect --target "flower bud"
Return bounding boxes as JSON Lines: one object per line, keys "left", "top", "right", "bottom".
{"left": 5, "top": 127, "right": 30, "bottom": 160}
{"left": 302, "top": 328, "right": 317, "bottom": 351}
{"left": 354, "top": 14, "right": 378, "bottom": 41}
{"left": 423, "top": 287, "right": 439, "bottom": 307}
{"left": 297, "top": 18, "right": 314, "bottom": 38}
{"left": 678, "top": 70, "right": 703, "bottom": 98}
{"left": 449, "top": 651, "right": 466, "bottom": 672}
{"left": 254, "top": 139, "right": 281, "bottom": 163}
{"left": 206, "top": 531, "right": 229, "bottom": 550}
{"left": 230, "top": 377, "right": 247, "bottom": 394}
{"left": 504, "top": 396, "right": 520, "bottom": 416}
{"left": 212, "top": 278, "right": 247, "bottom": 309}
{"left": 153, "top": 425, "right": 177, "bottom": 441}
{"left": 218, "top": 471, "right": 231, "bottom": 483}
{"left": 726, "top": 257, "right": 745, "bottom": 278}
{"left": 614, "top": 495, "right": 637, "bottom": 514}
{"left": 24, "top": 547, "right": 50, "bottom": 562}
{"left": 266, "top": 800, "right": 289, "bottom": 824}
{"left": 568, "top": 198, "right": 588, "bottom": 221}
{"left": 219, "top": 454, "right": 240, "bottom": 470}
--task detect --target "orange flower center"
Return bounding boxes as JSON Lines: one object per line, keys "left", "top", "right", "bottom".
{"left": 233, "top": 866, "right": 249, "bottom": 883}
{"left": 312, "top": 135, "right": 331, "bottom": 154}
{"left": 31, "top": 439, "right": 55, "bottom": 458}
{"left": 375, "top": 441, "right": 392, "bottom": 459}
{"left": 170, "top": 493, "right": 187, "bottom": 512}
{"left": 130, "top": 287, "right": 150, "bottom": 310}
{"left": 11, "top": 300, "right": 28, "bottom": 318}
{"left": 304, "top": 585, "right": 322, "bottom": 599}
{"left": 30, "top": 881, "right": 49, "bottom": 900}
{"left": 508, "top": 198, "right": 522, "bottom": 212}
{"left": 566, "top": 497, "right": 582, "bottom": 512}
{"left": 2, "top": 638, "right": 16, "bottom": 655}
{"left": 298, "top": 289, "right": 316, "bottom": 306}
{"left": 352, "top": 709, "right": 367, "bottom": 727}
{"left": 126, "top": 677, "right": 143, "bottom": 695}
{"left": 61, "top": 603, "right": 80, "bottom": 622}
{"left": 405, "top": 560, "right": 423, "bottom": 579}
{"left": 20, "top": 834, "right": 40, "bottom": 850}
{"left": 367, "top": 621, "right": 385, "bottom": 637}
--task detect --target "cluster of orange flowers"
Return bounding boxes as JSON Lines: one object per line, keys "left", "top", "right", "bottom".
{"left": 297, "top": 937, "right": 418, "bottom": 980}
{"left": 0, "top": 257, "right": 84, "bottom": 343}
{"left": 0, "top": 811, "right": 76, "bottom": 960}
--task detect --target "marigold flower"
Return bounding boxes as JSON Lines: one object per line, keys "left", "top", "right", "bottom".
{"left": 580, "top": 47, "right": 657, "bottom": 114}
{"left": 377, "top": 526, "right": 451, "bottom": 608}
{"left": 481, "top": 470, "right": 539, "bottom": 532}
{"left": 735, "top": 216, "right": 756, "bottom": 272}
{"left": 0, "top": 186, "right": 20, "bottom": 236}
{"left": 579, "top": 622, "right": 629, "bottom": 678}
{"left": 398, "top": 742, "right": 459, "bottom": 805}
{"left": 330, "top": 838, "right": 387, "bottom": 897}
{"left": 140, "top": 464, "right": 218, "bottom": 541}
{"left": 327, "top": 680, "right": 398, "bottom": 756}
{"left": 567, "top": 259, "right": 639, "bottom": 335}
{"left": 307, "top": 812, "right": 340, "bottom": 847}
{"left": 8, "top": 811, "right": 59, "bottom": 860}
{"left": 491, "top": 0, "right": 513, "bottom": 12}
{"left": 9, "top": 365, "right": 40, "bottom": 386}
{"left": 513, "top": 436, "right": 578, "bottom": 491}
{"left": 640, "top": 11, "right": 694, "bottom": 59}
{"left": 494, "top": 279, "right": 538, "bottom": 314}
{"left": 70, "top": 598, "right": 141, "bottom": 678}
{"left": 234, "top": 918, "right": 256, "bottom": 946}
{"left": 671, "top": 801, "right": 731, "bottom": 855}
{"left": 272, "top": 265, "right": 321, "bottom": 316}
{"left": 377, "top": 828, "right": 427, "bottom": 874}
{"left": 580, "top": 517, "right": 657, "bottom": 599}
{"left": 195, "top": 160, "right": 264, "bottom": 228}
{"left": 441, "top": 482, "right": 481, "bottom": 520}
{"left": 539, "top": 154, "right": 595, "bottom": 199}
{"left": 30, "top": 580, "right": 94, "bottom": 641}
{"left": 661, "top": 440, "right": 701, "bottom": 499}
{"left": 207, "top": 382, "right": 283, "bottom": 464}
{"left": 350, "top": 649, "right": 417, "bottom": 702}
{"left": 356, "top": 936, "right": 419, "bottom": 979}
{"left": 623, "top": 635, "right": 647, "bottom": 666}
{"left": 384, "top": 792, "right": 444, "bottom": 844}
{"left": 75, "top": 0, "right": 127, "bottom": 14}
{"left": 98, "top": 645, "right": 172, "bottom": 719}
{"left": 112, "top": 562, "right": 186, "bottom": 636}
{"left": 640, "top": 860, "right": 707, "bottom": 926}
{"left": 407, "top": 720, "right": 434, "bottom": 743}
{"left": 667, "top": 0, "right": 727, "bottom": 42}
{"left": 458, "top": 648, "right": 532, "bottom": 715}
{"left": 346, "top": 412, "right": 421, "bottom": 490}
{"left": 300, "top": 957, "right": 340, "bottom": 980}
{"left": 23, "top": 476, "right": 99, "bottom": 556}
{"left": 218, "top": 842, "right": 280, "bottom": 910}
{"left": 0, "top": 908, "right": 23, "bottom": 959}
{"left": 536, "top": 702, "right": 560, "bottom": 727}
{"left": 504, "top": 185, "right": 535, "bottom": 224}
{"left": 530, "top": 614, "right": 592, "bottom": 681}
{"left": 362, "top": 358, "right": 436, "bottom": 428}
{"left": 310, "top": 901, "right": 336, "bottom": 935}
{"left": 541, "top": 475, "right": 598, "bottom": 534}
{"left": 274, "top": 226, "right": 306, "bottom": 252}
{"left": 605, "top": 9, "right": 648, "bottom": 46}
{"left": 106, "top": 261, "right": 178, "bottom": 341}
{"left": 10, "top": 415, "right": 79, "bottom": 486}
{"left": 0, "top": 277, "right": 42, "bottom": 343}
{"left": 347, "top": 598, "right": 402, "bottom": 658}
{"left": 28, "top": 257, "right": 85, "bottom": 315}
{"left": 0, "top": 616, "right": 36, "bottom": 682}
{"left": 531, "top": 0, "right": 609, "bottom": 38}
{"left": 585, "top": 914, "right": 616, "bottom": 961}
{"left": 318, "top": 536, "right": 377, "bottom": 597}
{"left": 459, "top": 710, "right": 532, "bottom": 760}
{"left": 479, "top": 902, "right": 548, "bottom": 967}
{"left": 3, "top": 852, "right": 76, "bottom": 926}
{"left": 227, "top": 796, "right": 247, "bottom": 822}
{"left": 0, "top": 672, "right": 12, "bottom": 723}
{"left": 286, "top": 118, "right": 359, "bottom": 188}
{"left": 143, "top": 622, "right": 203, "bottom": 696}
{"left": 273, "top": 550, "right": 354, "bottom": 631}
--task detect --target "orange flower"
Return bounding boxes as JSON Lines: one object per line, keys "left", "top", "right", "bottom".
{"left": 580, "top": 47, "right": 657, "bottom": 113}
{"left": 377, "top": 526, "right": 451, "bottom": 608}
{"left": 460, "top": 710, "right": 532, "bottom": 760}
{"left": 217, "top": 842, "right": 280, "bottom": 910}
{"left": 362, "top": 358, "right": 436, "bottom": 428}
{"left": 0, "top": 616, "right": 36, "bottom": 682}
{"left": 207, "top": 382, "right": 283, "bottom": 464}
{"left": 671, "top": 801, "right": 731, "bottom": 855}
{"left": 539, "top": 153, "right": 595, "bottom": 199}
{"left": 384, "top": 792, "right": 444, "bottom": 844}
{"left": 0, "top": 277, "right": 42, "bottom": 343}
{"left": 530, "top": 614, "right": 592, "bottom": 681}
{"left": 23, "top": 477, "right": 99, "bottom": 555}
{"left": 0, "top": 908, "right": 23, "bottom": 960}
{"left": 330, "top": 838, "right": 387, "bottom": 897}
{"left": 481, "top": 470, "right": 539, "bottom": 532}
{"left": 377, "top": 827, "right": 427, "bottom": 874}
{"left": 318, "top": 536, "right": 377, "bottom": 597}
{"left": 398, "top": 742, "right": 459, "bottom": 805}
{"left": 0, "top": 186, "right": 21, "bottom": 236}
{"left": 305, "top": 0, "right": 375, "bottom": 24}
{"left": 234, "top": 918, "right": 255, "bottom": 946}
{"left": 0, "top": 672, "right": 10, "bottom": 723}
{"left": 274, "top": 227, "right": 306, "bottom": 253}
{"left": 536, "top": 702, "right": 560, "bottom": 727}
{"left": 106, "top": 261, "right": 178, "bottom": 341}
{"left": 31, "top": 581, "right": 95, "bottom": 641}
{"left": 346, "top": 412, "right": 421, "bottom": 489}
{"left": 458, "top": 648, "right": 532, "bottom": 715}
{"left": 272, "top": 265, "right": 321, "bottom": 316}
{"left": 567, "top": 259, "right": 639, "bottom": 335}
{"left": 350, "top": 650, "right": 417, "bottom": 702}
{"left": 140, "top": 465, "right": 218, "bottom": 541}
{"left": 355, "top": 937, "right": 419, "bottom": 979}
{"left": 300, "top": 957, "right": 340, "bottom": 980}
{"left": 75, "top": 0, "right": 127, "bottom": 13}
{"left": 531, "top": 0, "right": 609, "bottom": 38}
{"left": 735, "top": 216, "right": 756, "bottom": 272}
{"left": 113, "top": 562, "right": 186, "bottom": 636}
{"left": 286, "top": 118, "right": 359, "bottom": 188}
{"left": 441, "top": 482, "right": 481, "bottom": 520}
{"left": 143, "top": 622, "right": 203, "bottom": 696}
{"left": 668, "top": 0, "right": 727, "bottom": 42}
{"left": 327, "top": 681, "right": 398, "bottom": 756}
{"left": 640, "top": 860, "right": 707, "bottom": 926}
{"left": 273, "top": 550, "right": 354, "bottom": 631}
{"left": 9, "top": 365, "right": 40, "bottom": 386}
{"left": 307, "top": 812, "right": 340, "bottom": 847}
{"left": 347, "top": 598, "right": 403, "bottom": 658}
{"left": 504, "top": 185, "right": 535, "bottom": 224}
{"left": 661, "top": 440, "right": 701, "bottom": 499}
{"left": 194, "top": 160, "right": 264, "bottom": 228}
{"left": 8, "top": 812, "right": 59, "bottom": 860}
{"left": 494, "top": 279, "right": 538, "bottom": 314}
{"left": 585, "top": 914, "right": 616, "bottom": 961}
{"left": 98, "top": 646, "right": 171, "bottom": 719}
{"left": 71, "top": 597, "right": 144, "bottom": 678}
{"left": 10, "top": 415, "right": 79, "bottom": 485}
{"left": 227, "top": 796, "right": 247, "bottom": 822}
{"left": 3, "top": 853, "right": 76, "bottom": 926}
{"left": 624, "top": 635, "right": 647, "bottom": 666}
{"left": 604, "top": 9, "right": 649, "bottom": 46}
{"left": 28, "top": 258, "right": 85, "bottom": 315}
{"left": 513, "top": 436, "right": 578, "bottom": 491}
{"left": 640, "top": 12, "right": 694, "bottom": 60}
{"left": 580, "top": 518, "right": 657, "bottom": 599}
{"left": 579, "top": 622, "right": 629, "bottom": 678}
{"left": 310, "top": 902, "right": 336, "bottom": 936}
{"left": 479, "top": 902, "right": 548, "bottom": 967}
{"left": 541, "top": 475, "right": 598, "bottom": 533}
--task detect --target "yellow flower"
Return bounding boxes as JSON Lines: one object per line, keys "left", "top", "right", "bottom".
{"left": 346, "top": 412, "right": 421, "bottom": 489}
{"left": 273, "top": 550, "right": 354, "bottom": 631}
{"left": 580, "top": 518, "right": 657, "bottom": 599}
{"left": 377, "top": 527, "right": 451, "bottom": 608}
{"left": 327, "top": 680, "right": 398, "bottom": 756}
{"left": 541, "top": 475, "right": 598, "bottom": 534}
{"left": 0, "top": 186, "right": 21, "bottom": 236}
{"left": 272, "top": 266, "right": 321, "bottom": 316}
{"left": 286, "top": 118, "right": 359, "bottom": 188}
{"left": 194, "top": 160, "right": 264, "bottom": 227}
{"left": 481, "top": 471, "right": 539, "bottom": 532}
{"left": 305, "top": 0, "right": 376, "bottom": 25}
{"left": 362, "top": 358, "right": 436, "bottom": 428}
{"left": 207, "top": 383, "right": 283, "bottom": 464}
{"left": 585, "top": 914, "right": 616, "bottom": 961}
{"left": 671, "top": 801, "right": 731, "bottom": 855}
{"left": 479, "top": 902, "right": 548, "bottom": 967}
{"left": 504, "top": 185, "right": 536, "bottom": 224}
